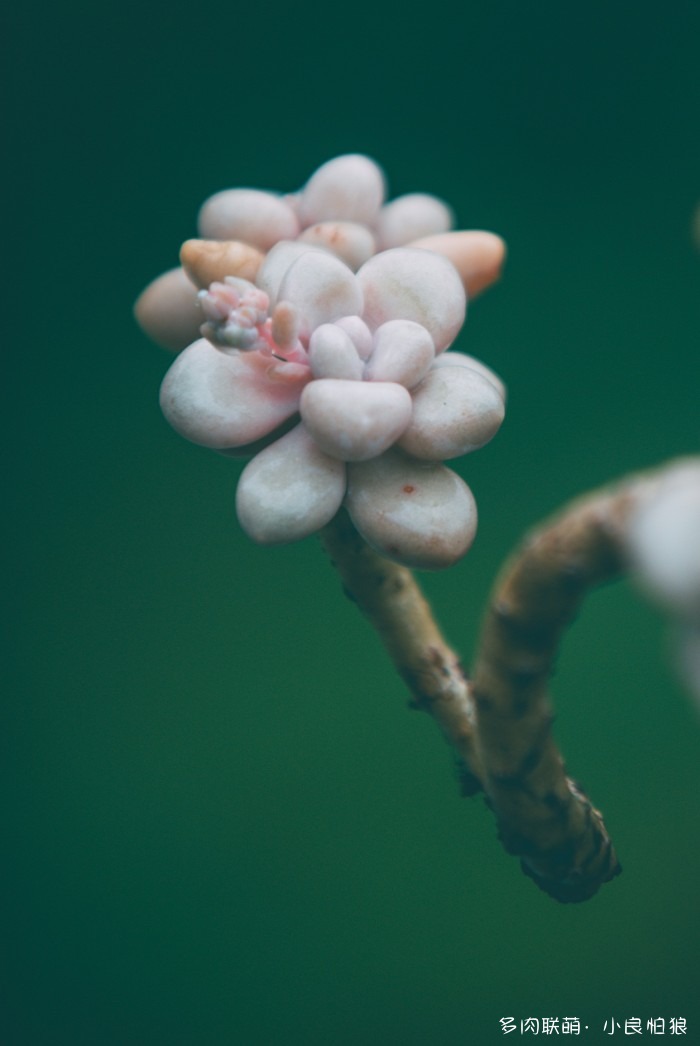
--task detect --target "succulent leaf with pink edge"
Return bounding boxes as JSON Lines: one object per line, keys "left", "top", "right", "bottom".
{"left": 138, "top": 156, "right": 507, "bottom": 569}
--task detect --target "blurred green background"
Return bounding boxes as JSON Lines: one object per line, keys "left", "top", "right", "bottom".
{"left": 7, "top": 1, "right": 700, "bottom": 1043}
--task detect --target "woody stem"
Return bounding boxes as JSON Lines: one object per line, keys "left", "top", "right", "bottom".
{"left": 321, "top": 461, "right": 688, "bottom": 903}
{"left": 319, "top": 509, "right": 483, "bottom": 791}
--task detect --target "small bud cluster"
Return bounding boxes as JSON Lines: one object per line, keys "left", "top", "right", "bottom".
{"left": 626, "top": 461, "right": 700, "bottom": 701}
{"left": 199, "top": 278, "right": 271, "bottom": 350}
{"left": 136, "top": 155, "right": 508, "bottom": 570}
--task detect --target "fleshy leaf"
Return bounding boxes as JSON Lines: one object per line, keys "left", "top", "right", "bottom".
{"left": 236, "top": 424, "right": 346, "bottom": 543}
{"left": 160, "top": 339, "right": 309, "bottom": 449}
{"left": 346, "top": 450, "right": 478, "bottom": 569}
{"left": 357, "top": 248, "right": 466, "bottom": 352}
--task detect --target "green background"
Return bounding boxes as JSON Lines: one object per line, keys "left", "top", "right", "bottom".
{"left": 7, "top": 1, "right": 700, "bottom": 1043}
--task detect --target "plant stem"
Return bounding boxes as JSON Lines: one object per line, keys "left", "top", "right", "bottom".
{"left": 321, "top": 461, "right": 691, "bottom": 902}
{"left": 319, "top": 509, "right": 483, "bottom": 791}
{"left": 470, "top": 480, "right": 641, "bottom": 902}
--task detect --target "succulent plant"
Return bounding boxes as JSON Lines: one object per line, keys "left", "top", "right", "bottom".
{"left": 136, "top": 154, "right": 506, "bottom": 569}
{"left": 134, "top": 155, "right": 700, "bottom": 901}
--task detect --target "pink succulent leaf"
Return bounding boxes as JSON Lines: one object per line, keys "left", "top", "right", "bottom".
{"left": 298, "top": 155, "right": 386, "bottom": 227}
{"left": 363, "top": 320, "right": 435, "bottom": 388}
{"left": 197, "top": 189, "right": 300, "bottom": 248}
{"left": 300, "top": 379, "right": 412, "bottom": 462}
{"left": 271, "top": 301, "right": 302, "bottom": 349}
{"left": 345, "top": 449, "right": 478, "bottom": 571}
{"left": 431, "top": 351, "right": 506, "bottom": 401}
{"left": 159, "top": 339, "right": 310, "bottom": 450}
{"left": 308, "top": 324, "right": 364, "bottom": 381}
{"left": 134, "top": 267, "right": 202, "bottom": 352}
{"left": 407, "top": 231, "right": 506, "bottom": 299}
{"left": 236, "top": 424, "right": 346, "bottom": 544}
{"left": 357, "top": 248, "right": 466, "bottom": 353}
{"left": 398, "top": 364, "right": 505, "bottom": 460}
{"left": 376, "top": 193, "right": 454, "bottom": 250}
{"left": 277, "top": 251, "right": 364, "bottom": 335}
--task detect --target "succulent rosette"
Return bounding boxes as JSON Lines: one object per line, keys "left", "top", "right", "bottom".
{"left": 136, "top": 155, "right": 507, "bottom": 569}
